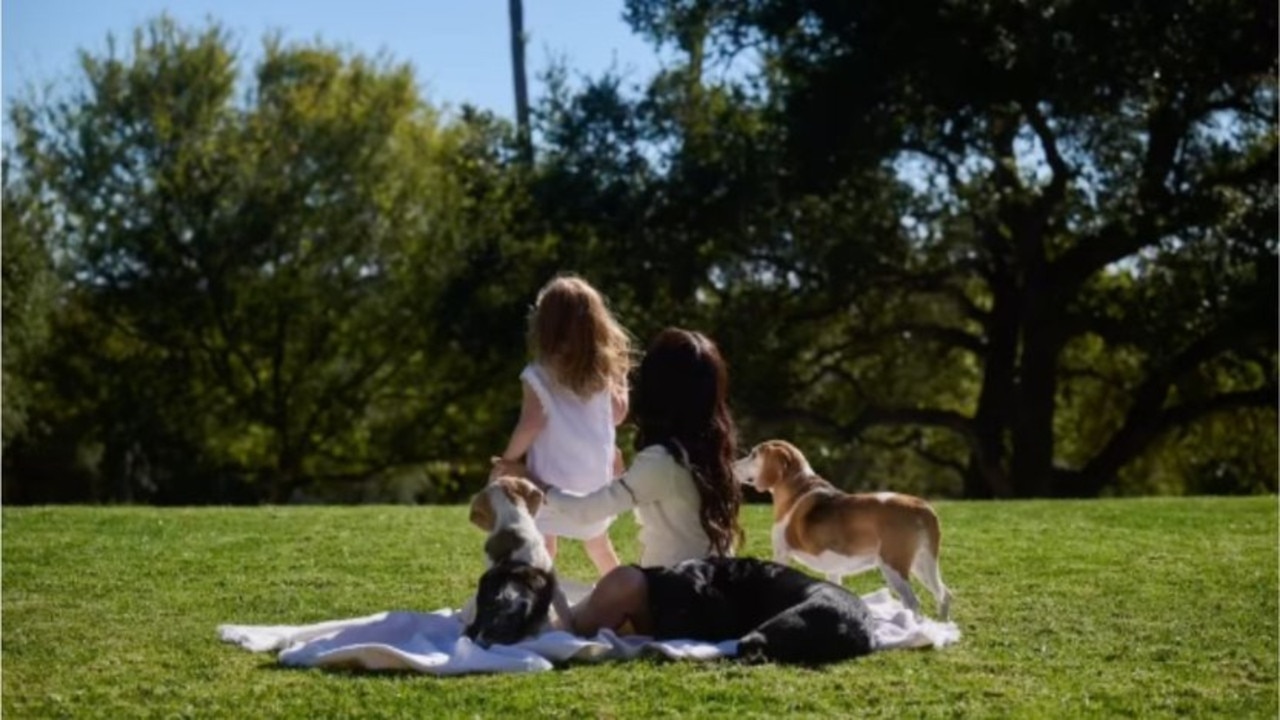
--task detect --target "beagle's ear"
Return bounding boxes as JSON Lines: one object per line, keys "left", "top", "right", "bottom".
{"left": 778, "top": 448, "right": 795, "bottom": 475}
{"left": 511, "top": 477, "right": 545, "bottom": 517}
{"left": 756, "top": 443, "right": 793, "bottom": 490}
{"left": 469, "top": 490, "right": 495, "bottom": 531}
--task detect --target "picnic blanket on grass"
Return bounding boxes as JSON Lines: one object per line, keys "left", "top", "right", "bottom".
{"left": 219, "top": 583, "right": 960, "bottom": 676}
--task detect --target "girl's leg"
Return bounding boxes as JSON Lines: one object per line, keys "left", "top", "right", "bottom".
{"left": 571, "top": 566, "right": 652, "bottom": 637}
{"left": 543, "top": 534, "right": 558, "bottom": 559}
{"left": 583, "top": 532, "right": 620, "bottom": 575}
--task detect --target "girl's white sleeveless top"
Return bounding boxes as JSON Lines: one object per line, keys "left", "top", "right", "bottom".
{"left": 522, "top": 363, "right": 616, "bottom": 538}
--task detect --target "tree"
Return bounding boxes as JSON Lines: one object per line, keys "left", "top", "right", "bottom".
{"left": 6, "top": 7, "right": 1274, "bottom": 503}
{"left": 619, "top": 0, "right": 1277, "bottom": 496}
{"left": 5, "top": 17, "right": 510, "bottom": 501}
{"left": 1, "top": 161, "right": 57, "bottom": 447}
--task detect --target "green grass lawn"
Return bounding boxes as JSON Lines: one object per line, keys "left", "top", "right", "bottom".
{"left": 3, "top": 497, "right": 1276, "bottom": 719}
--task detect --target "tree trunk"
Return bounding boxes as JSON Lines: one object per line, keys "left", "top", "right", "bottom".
{"left": 965, "top": 273, "right": 1019, "bottom": 498}
{"left": 269, "top": 424, "right": 305, "bottom": 504}
{"left": 1009, "top": 249, "right": 1065, "bottom": 498}
{"left": 269, "top": 450, "right": 301, "bottom": 504}
{"left": 508, "top": 0, "right": 532, "bottom": 165}
{"left": 1008, "top": 201, "right": 1068, "bottom": 498}
{"left": 1011, "top": 323, "right": 1060, "bottom": 497}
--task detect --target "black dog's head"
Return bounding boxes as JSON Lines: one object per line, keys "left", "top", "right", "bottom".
{"left": 464, "top": 561, "right": 557, "bottom": 648}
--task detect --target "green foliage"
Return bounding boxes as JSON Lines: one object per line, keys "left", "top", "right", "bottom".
{"left": 3, "top": 17, "right": 527, "bottom": 502}
{"left": 2, "top": 7, "right": 1274, "bottom": 502}
{"left": 1, "top": 163, "right": 57, "bottom": 447}
{"left": 3, "top": 499, "right": 1277, "bottom": 717}
{"left": 608, "top": 0, "right": 1278, "bottom": 497}
{"left": 1116, "top": 409, "right": 1279, "bottom": 496}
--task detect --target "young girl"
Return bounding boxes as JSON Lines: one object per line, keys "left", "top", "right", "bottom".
{"left": 496, "top": 275, "right": 632, "bottom": 576}
{"left": 494, "top": 327, "right": 744, "bottom": 634}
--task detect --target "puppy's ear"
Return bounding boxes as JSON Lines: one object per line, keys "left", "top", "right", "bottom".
{"left": 469, "top": 490, "right": 495, "bottom": 531}
{"left": 511, "top": 477, "right": 545, "bottom": 517}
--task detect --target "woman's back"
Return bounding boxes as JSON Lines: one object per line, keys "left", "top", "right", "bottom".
{"left": 626, "top": 445, "right": 712, "bottom": 567}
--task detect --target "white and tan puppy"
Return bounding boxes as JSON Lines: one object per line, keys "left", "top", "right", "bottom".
{"left": 462, "top": 475, "right": 573, "bottom": 640}
{"left": 733, "top": 440, "right": 952, "bottom": 620}
{"left": 468, "top": 475, "right": 555, "bottom": 569}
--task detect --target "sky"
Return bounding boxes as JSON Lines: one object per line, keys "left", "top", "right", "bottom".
{"left": 2, "top": 0, "right": 666, "bottom": 120}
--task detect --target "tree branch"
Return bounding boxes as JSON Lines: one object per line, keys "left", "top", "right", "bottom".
{"left": 901, "top": 142, "right": 964, "bottom": 192}
{"left": 1073, "top": 314, "right": 1273, "bottom": 492}
{"left": 1020, "top": 99, "right": 1070, "bottom": 208}
{"left": 912, "top": 444, "right": 968, "bottom": 477}
{"left": 1059, "top": 365, "right": 1128, "bottom": 393}
{"left": 795, "top": 338, "right": 862, "bottom": 391}
{"left": 858, "top": 429, "right": 968, "bottom": 477}
{"left": 1051, "top": 99, "right": 1185, "bottom": 291}
{"left": 888, "top": 265, "right": 991, "bottom": 325}
{"left": 873, "top": 322, "right": 987, "bottom": 356}
{"left": 849, "top": 406, "right": 979, "bottom": 451}
{"left": 1158, "top": 384, "right": 1277, "bottom": 430}
{"left": 758, "top": 406, "right": 855, "bottom": 437}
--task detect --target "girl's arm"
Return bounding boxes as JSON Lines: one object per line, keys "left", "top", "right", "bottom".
{"left": 500, "top": 380, "right": 547, "bottom": 462}
{"left": 612, "top": 447, "right": 625, "bottom": 479}
{"left": 610, "top": 383, "right": 628, "bottom": 477}
{"left": 610, "top": 383, "right": 629, "bottom": 426}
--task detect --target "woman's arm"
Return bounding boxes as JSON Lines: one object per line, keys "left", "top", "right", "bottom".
{"left": 548, "top": 447, "right": 665, "bottom": 524}
{"left": 499, "top": 380, "right": 547, "bottom": 462}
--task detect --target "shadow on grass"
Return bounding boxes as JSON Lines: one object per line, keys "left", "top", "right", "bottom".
{"left": 250, "top": 651, "right": 853, "bottom": 679}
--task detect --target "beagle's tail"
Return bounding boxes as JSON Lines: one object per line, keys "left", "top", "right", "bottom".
{"left": 913, "top": 505, "right": 952, "bottom": 620}
{"left": 919, "top": 506, "right": 942, "bottom": 560}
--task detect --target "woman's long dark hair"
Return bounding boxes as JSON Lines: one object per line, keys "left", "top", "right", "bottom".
{"left": 631, "top": 328, "right": 743, "bottom": 556}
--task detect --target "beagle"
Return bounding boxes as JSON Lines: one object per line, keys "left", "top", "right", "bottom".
{"left": 732, "top": 440, "right": 952, "bottom": 620}
{"left": 462, "top": 475, "right": 573, "bottom": 646}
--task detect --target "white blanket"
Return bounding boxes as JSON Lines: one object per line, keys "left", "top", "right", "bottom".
{"left": 219, "top": 587, "right": 960, "bottom": 676}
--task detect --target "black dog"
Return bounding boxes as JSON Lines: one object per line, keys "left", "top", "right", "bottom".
{"left": 640, "top": 556, "right": 875, "bottom": 664}
{"left": 464, "top": 560, "right": 558, "bottom": 648}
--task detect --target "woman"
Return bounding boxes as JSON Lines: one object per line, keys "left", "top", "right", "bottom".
{"left": 493, "top": 327, "right": 743, "bottom": 636}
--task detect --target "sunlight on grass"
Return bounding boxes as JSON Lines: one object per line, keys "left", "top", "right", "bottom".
{"left": 3, "top": 497, "right": 1277, "bottom": 718}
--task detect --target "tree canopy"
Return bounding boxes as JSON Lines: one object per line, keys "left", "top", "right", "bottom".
{"left": 3, "top": 6, "right": 1274, "bottom": 503}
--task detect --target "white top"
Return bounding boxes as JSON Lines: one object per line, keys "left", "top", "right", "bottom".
{"left": 546, "top": 445, "right": 718, "bottom": 567}
{"left": 522, "top": 363, "right": 616, "bottom": 539}
{"left": 522, "top": 363, "right": 615, "bottom": 493}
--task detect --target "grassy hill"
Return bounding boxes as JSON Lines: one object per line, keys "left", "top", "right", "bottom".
{"left": 3, "top": 497, "right": 1276, "bottom": 718}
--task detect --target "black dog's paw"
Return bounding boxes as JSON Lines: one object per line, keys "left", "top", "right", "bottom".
{"left": 735, "top": 632, "right": 771, "bottom": 665}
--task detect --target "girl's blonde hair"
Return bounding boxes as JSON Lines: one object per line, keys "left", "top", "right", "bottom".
{"left": 529, "top": 275, "right": 633, "bottom": 398}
